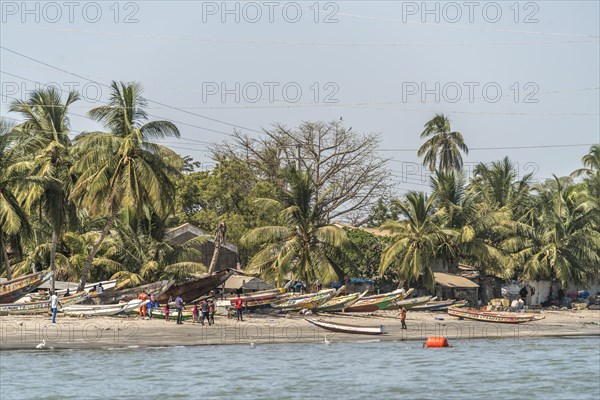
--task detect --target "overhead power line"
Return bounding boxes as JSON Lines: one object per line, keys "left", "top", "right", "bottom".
{"left": 3, "top": 24, "right": 598, "bottom": 47}
{"left": 0, "top": 46, "right": 263, "bottom": 135}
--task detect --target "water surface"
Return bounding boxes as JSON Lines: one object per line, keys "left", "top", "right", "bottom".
{"left": 1, "top": 338, "right": 598, "bottom": 399}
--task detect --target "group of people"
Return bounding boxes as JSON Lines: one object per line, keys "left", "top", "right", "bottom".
{"left": 192, "top": 299, "right": 215, "bottom": 325}
{"left": 137, "top": 291, "right": 160, "bottom": 318}
{"left": 135, "top": 292, "right": 218, "bottom": 325}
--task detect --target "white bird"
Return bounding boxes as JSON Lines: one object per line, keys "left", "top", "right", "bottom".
{"left": 36, "top": 340, "right": 46, "bottom": 350}
{"left": 324, "top": 334, "right": 331, "bottom": 346}
{"left": 250, "top": 336, "right": 256, "bottom": 349}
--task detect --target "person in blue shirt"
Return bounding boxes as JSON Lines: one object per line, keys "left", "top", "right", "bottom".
{"left": 175, "top": 295, "right": 184, "bottom": 324}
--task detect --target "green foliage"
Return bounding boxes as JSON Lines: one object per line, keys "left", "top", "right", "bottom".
{"left": 342, "top": 228, "right": 397, "bottom": 282}
{"left": 174, "top": 157, "right": 278, "bottom": 245}
{"left": 242, "top": 169, "right": 352, "bottom": 285}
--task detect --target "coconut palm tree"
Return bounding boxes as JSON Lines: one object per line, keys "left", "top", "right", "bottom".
{"left": 571, "top": 144, "right": 600, "bottom": 198}
{"left": 9, "top": 89, "right": 80, "bottom": 291}
{"left": 470, "top": 157, "right": 535, "bottom": 222}
{"left": 71, "top": 81, "right": 183, "bottom": 291}
{"left": 502, "top": 177, "right": 600, "bottom": 287}
{"left": 0, "top": 118, "right": 31, "bottom": 280}
{"left": 417, "top": 114, "right": 469, "bottom": 172}
{"left": 106, "top": 223, "right": 206, "bottom": 288}
{"left": 242, "top": 169, "right": 351, "bottom": 285}
{"left": 379, "top": 191, "right": 452, "bottom": 290}
{"left": 430, "top": 170, "right": 514, "bottom": 302}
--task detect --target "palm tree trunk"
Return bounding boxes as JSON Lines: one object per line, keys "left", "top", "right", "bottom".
{"left": 207, "top": 232, "right": 221, "bottom": 276}
{"left": 1, "top": 236, "right": 12, "bottom": 280}
{"left": 50, "top": 230, "right": 58, "bottom": 293}
{"left": 77, "top": 212, "right": 116, "bottom": 291}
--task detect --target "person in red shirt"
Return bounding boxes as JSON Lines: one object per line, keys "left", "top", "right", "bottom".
{"left": 234, "top": 294, "right": 244, "bottom": 321}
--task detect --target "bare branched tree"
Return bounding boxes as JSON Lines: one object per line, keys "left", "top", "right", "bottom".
{"left": 212, "top": 121, "right": 390, "bottom": 224}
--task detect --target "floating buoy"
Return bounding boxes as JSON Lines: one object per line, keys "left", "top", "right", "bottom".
{"left": 424, "top": 336, "right": 450, "bottom": 348}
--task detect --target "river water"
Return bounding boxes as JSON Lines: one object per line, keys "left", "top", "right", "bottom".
{"left": 1, "top": 337, "right": 598, "bottom": 399}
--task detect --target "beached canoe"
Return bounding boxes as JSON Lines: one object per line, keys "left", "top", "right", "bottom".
{"left": 25, "top": 279, "right": 119, "bottom": 302}
{"left": 387, "top": 296, "right": 433, "bottom": 311}
{"left": 306, "top": 319, "right": 386, "bottom": 335}
{"left": 271, "top": 289, "right": 336, "bottom": 311}
{"left": 447, "top": 307, "right": 545, "bottom": 323}
{"left": 344, "top": 290, "right": 405, "bottom": 313}
{"left": 0, "top": 271, "right": 52, "bottom": 303}
{"left": 0, "top": 291, "right": 89, "bottom": 315}
{"left": 315, "top": 291, "right": 367, "bottom": 312}
{"left": 230, "top": 290, "right": 285, "bottom": 311}
{"left": 62, "top": 299, "right": 148, "bottom": 317}
{"left": 63, "top": 303, "right": 125, "bottom": 316}
{"left": 360, "top": 288, "right": 405, "bottom": 301}
{"left": 147, "top": 308, "right": 193, "bottom": 320}
{"left": 412, "top": 299, "right": 467, "bottom": 311}
{"left": 90, "top": 280, "right": 173, "bottom": 304}
{"left": 158, "top": 270, "right": 233, "bottom": 303}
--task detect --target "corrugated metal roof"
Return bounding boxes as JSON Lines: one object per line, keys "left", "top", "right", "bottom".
{"left": 434, "top": 272, "right": 479, "bottom": 288}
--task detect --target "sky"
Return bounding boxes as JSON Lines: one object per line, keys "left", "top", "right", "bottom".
{"left": 1, "top": 0, "right": 599, "bottom": 196}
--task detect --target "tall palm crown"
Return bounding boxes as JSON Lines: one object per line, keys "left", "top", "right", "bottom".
{"left": 9, "top": 89, "right": 80, "bottom": 289}
{"left": 418, "top": 114, "right": 469, "bottom": 172}
{"left": 379, "top": 192, "right": 450, "bottom": 290}
{"left": 71, "top": 81, "right": 183, "bottom": 290}
{"left": 0, "top": 118, "right": 28, "bottom": 236}
{"left": 242, "top": 169, "right": 351, "bottom": 285}
{"left": 470, "top": 157, "right": 534, "bottom": 221}
{"left": 503, "top": 178, "right": 600, "bottom": 287}
{"left": 0, "top": 118, "right": 31, "bottom": 279}
{"left": 571, "top": 145, "right": 600, "bottom": 198}
{"left": 72, "top": 81, "right": 182, "bottom": 217}
{"left": 430, "top": 170, "right": 513, "bottom": 278}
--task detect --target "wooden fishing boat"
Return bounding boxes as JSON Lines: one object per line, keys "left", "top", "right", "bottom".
{"left": 315, "top": 291, "right": 367, "bottom": 312}
{"left": 360, "top": 288, "right": 405, "bottom": 301}
{"left": 158, "top": 270, "right": 233, "bottom": 303}
{"left": 26, "top": 279, "right": 119, "bottom": 302}
{"left": 344, "top": 290, "right": 404, "bottom": 313}
{"left": 412, "top": 299, "right": 467, "bottom": 311}
{"left": 387, "top": 296, "right": 433, "bottom": 311}
{"left": 0, "top": 271, "right": 52, "bottom": 303}
{"left": 90, "top": 280, "right": 173, "bottom": 304}
{"left": 447, "top": 307, "right": 545, "bottom": 324}
{"left": 63, "top": 303, "right": 125, "bottom": 316}
{"left": 306, "top": 319, "right": 386, "bottom": 335}
{"left": 147, "top": 308, "right": 193, "bottom": 320}
{"left": 239, "top": 288, "right": 283, "bottom": 299}
{"left": 271, "top": 289, "right": 336, "bottom": 311}
{"left": 0, "top": 291, "right": 89, "bottom": 315}
{"left": 229, "top": 288, "right": 286, "bottom": 310}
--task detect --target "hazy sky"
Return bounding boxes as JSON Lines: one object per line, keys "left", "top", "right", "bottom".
{"left": 1, "top": 0, "right": 598, "bottom": 196}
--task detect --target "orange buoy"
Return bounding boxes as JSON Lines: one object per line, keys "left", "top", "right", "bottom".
{"left": 424, "top": 336, "right": 450, "bottom": 348}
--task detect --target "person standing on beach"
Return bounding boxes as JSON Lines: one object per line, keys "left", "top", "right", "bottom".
{"left": 49, "top": 291, "right": 61, "bottom": 323}
{"left": 164, "top": 303, "right": 170, "bottom": 322}
{"left": 147, "top": 299, "right": 154, "bottom": 319}
{"left": 234, "top": 294, "right": 243, "bottom": 321}
{"left": 138, "top": 291, "right": 148, "bottom": 317}
{"left": 209, "top": 300, "right": 215, "bottom": 324}
{"left": 192, "top": 303, "right": 199, "bottom": 324}
{"left": 176, "top": 295, "right": 184, "bottom": 324}
{"left": 400, "top": 307, "right": 407, "bottom": 329}
{"left": 201, "top": 299, "right": 210, "bottom": 325}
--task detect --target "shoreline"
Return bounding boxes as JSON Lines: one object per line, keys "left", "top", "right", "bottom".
{"left": 1, "top": 309, "right": 598, "bottom": 351}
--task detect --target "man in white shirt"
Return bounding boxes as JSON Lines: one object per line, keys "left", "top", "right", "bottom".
{"left": 50, "top": 292, "right": 61, "bottom": 323}
{"left": 97, "top": 282, "right": 104, "bottom": 294}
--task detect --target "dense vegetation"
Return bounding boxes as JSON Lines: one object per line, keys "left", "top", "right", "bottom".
{"left": 1, "top": 85, "right": 598, "bottom": 293}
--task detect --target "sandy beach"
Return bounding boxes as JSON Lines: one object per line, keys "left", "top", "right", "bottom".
{"left": 1, "top": 309, "right": 598, "bottom": 350}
